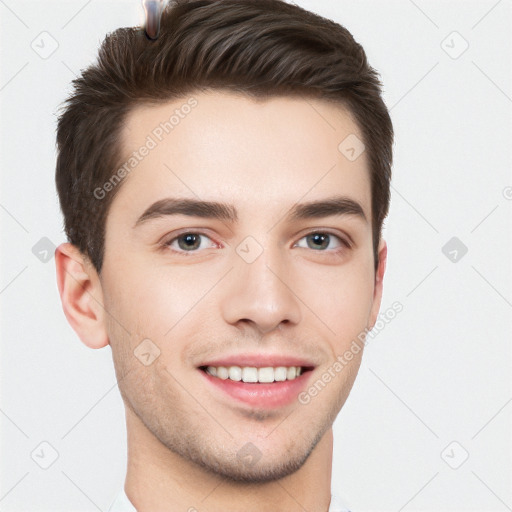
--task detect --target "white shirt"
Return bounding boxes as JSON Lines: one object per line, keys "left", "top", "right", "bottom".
{"left": 108, "top": 488, "right": 352, "bottom": 511}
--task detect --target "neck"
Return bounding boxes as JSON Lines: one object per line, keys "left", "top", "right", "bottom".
{"left": 124, "top": 407, "right": 334, "bottom": 512}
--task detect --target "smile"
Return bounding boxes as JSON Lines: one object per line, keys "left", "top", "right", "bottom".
{"left": 198, "top": 365, "right": 315, "bottom": 409}
{"left": 201, "top": 365, "right": 310, "bottom": 383}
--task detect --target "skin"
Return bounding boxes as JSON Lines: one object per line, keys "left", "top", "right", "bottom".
{"left": 55, "top": 90, "right": 387, "bottom": 512}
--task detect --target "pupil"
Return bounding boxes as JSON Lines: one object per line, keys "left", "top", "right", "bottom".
{"left": 309, "top": 233, "right": 328, "bottom": 250}
{"left": 179, "top": 233, "right": 200, "bottom": 250}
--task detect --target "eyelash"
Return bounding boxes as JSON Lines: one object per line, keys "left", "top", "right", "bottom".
{"left": 160, "top": 230, "right": 351, "bottom": 257}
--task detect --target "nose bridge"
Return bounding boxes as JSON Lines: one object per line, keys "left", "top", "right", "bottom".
{"left": 221, "top": 234, "right": 302, "bottom": 333}
{"left": 243, "top": 237, "right": 286, "bottom": 292}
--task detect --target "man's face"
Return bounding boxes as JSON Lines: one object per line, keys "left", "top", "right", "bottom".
{"left": 99, "top": 91, "right": 384, "bottom": 481}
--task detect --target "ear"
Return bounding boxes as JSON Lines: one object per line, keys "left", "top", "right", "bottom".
{"left": 368, "top": 239, "right": 387, "bottom": 330}
{"left": 55, "top": 243, "right": 109, "bottom": 349}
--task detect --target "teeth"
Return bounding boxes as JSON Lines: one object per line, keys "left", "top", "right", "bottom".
{"left": 258, "top": 367, "right": 274, "bottom": 383}
{"left": 228, "top": 366, "right": 242, "bottom": 381}
{"left": 205, "top": 365, "right": 304, "bottom": 383}
{"left": 242, "top": 367, "right": 258, "bottom": 383}
{"left": 274, "top": 367, "right": 287, "bottom": 381}
{"left": 216, "top": 366, "right": 229, "bottom": 380}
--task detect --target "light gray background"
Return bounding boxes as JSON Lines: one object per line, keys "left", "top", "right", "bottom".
{"left": 1, "top": 0, "right": 511, "bottom": 510}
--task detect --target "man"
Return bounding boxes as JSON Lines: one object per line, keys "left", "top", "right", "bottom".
{"left": 54, "top": 0, "right": 393, "bottom": 510}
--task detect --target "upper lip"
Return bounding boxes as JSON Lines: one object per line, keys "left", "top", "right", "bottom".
{"left": 198, "top": 353, "right": 317, "bottom": 369}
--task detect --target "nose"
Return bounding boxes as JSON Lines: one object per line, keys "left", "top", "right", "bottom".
{"left": 220, "top": 242, "right": 302, "bottom": 335}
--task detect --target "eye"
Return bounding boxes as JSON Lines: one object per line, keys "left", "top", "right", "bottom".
{"left": 162, "top": 232, "right": 217, "bottom": 255}
{"left": 160, "top": 230, "right": 350, "bottom": 257}
{"left": 294, "top": 231, "right": 350, "bottom": 252}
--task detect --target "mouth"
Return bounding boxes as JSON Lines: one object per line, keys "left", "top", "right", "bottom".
{"left": 197, "top": 363, "right": 315, "bottom": 409}
{"left": 198, "top": 365, "right": 315, "bottom": 383}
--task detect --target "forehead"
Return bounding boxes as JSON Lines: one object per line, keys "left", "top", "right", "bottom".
{"left": 112, "top": 90, "right": 371, "bottom": 223}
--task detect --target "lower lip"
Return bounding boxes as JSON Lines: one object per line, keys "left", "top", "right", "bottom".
{"left": 199, "top": 369, "right": 313, "bottom": 409}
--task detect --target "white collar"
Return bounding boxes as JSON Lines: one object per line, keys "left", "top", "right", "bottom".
{"left": 108, "top": 487, "right": 352, "bottom": 512}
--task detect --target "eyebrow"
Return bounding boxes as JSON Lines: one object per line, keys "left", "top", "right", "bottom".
{"left": 133, "top": 195, "right": 367, "bottom": 228}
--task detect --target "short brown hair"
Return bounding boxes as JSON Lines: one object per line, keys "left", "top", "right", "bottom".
{"left": 55, "top": 0, "right": 393, "bottom": 273}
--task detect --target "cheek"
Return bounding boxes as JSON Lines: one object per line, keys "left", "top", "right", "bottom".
{"left": 104, "top": 261, "right": 213, "bottom": 339}
{"left": 297, "top": 259, "right": 374, "bottom": 342}
{"left": 297, "top": 259, "right": 373, "bottom": 316}
{"left": 336, "top": 274, "right": 374, "bottom": 325}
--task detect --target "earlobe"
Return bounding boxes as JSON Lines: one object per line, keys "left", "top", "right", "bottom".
{"left": 55, "top": 243, "right": 109, "bottom": 349}
{"left": 368, "top": 239, "right": 387, "bottom": 330}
